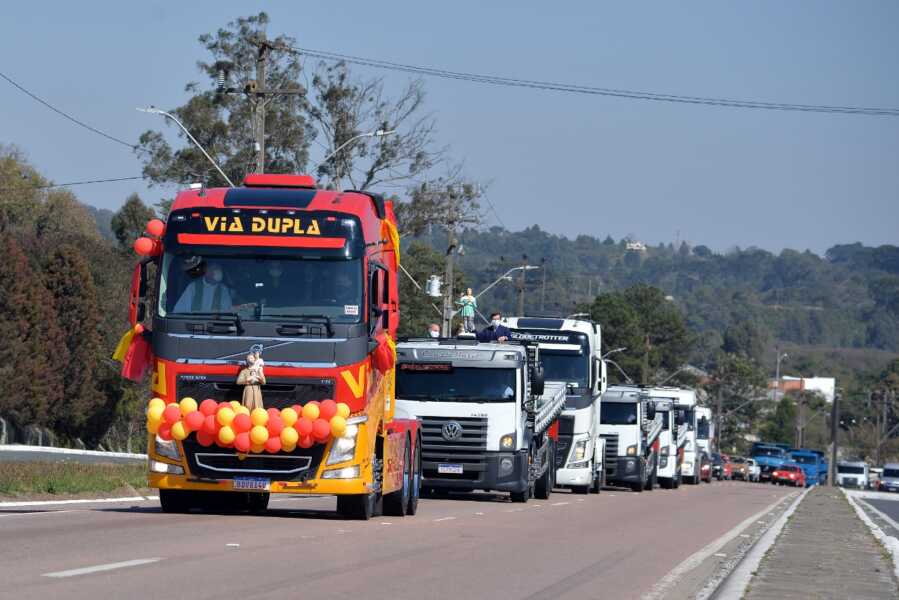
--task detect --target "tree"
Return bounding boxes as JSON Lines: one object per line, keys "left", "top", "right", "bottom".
{"left": 111, "top": 193, "right": 156, "bottom": 250}
{"left": 760, "top": 396, "right": 797, "bottom": 446}
{"left": 722, "top": 321, "right": 767, "bottom": 364}
{"left": 706, "top": 352, "right": 767, "bottom": 452}
{"left": 398, "top": 241, "right": 448, "bottom": 338}
{"left": 0, "top": 237, "right": 67, "bottom": 428}
{"left": 43, "top": 245, "right": 103, "bottom": 438}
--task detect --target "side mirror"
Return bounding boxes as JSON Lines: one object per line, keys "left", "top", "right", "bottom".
{"left": 129, "top": 262, "right": 148, "bottom": 326}
{"left": 645, "top": 401, "right": 656, "bottom": 421}
{"left": 531, "top": 363, "right": 545, "bottom": 397}
{"left": 675, "top": 410, "right": 685, "bottom": 426}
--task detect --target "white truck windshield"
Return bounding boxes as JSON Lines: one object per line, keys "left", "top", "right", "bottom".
{"left": 396, "top": 367, "right": 517, "bottom": 402}
{"left": 601, "top": 402, "right": 638, "bottom": 425}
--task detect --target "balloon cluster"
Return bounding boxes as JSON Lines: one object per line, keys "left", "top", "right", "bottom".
{"left": 146, "top": 397, "right": 351, "bottom": 453}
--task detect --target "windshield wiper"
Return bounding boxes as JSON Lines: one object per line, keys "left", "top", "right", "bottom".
{"left": 168, "top": 311, "right": 244, "bottom": 334}
{"left": 259, "top": 313, "right": 333, "bottom": 337}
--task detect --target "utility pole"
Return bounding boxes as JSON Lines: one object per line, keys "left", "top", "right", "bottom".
{"left": 254, "top": 35, "right": 270, "bottom": 173}
{"left": 715, "top": 385, "right": 723, "bottom": 453}
{"left": 517, "top": 255, "right": 528, "bottom": 316}
{"left": 829, "top": 390, "right": 839, "bottom": 486}
{"left": 442, "top": 222, "right": 457, "bottom": 338}
{"left": 540, "top": 257, "right": 547, "bottom": 312}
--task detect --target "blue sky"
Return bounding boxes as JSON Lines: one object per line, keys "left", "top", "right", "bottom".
{"left": 1, "top": 1, "right": 896, "bottom": 254}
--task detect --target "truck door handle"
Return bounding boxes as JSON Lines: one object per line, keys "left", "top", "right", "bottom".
{"left": 206, "top": 323, "right": 237, "bottom": 334}
{"left": 277, "top": 325, "right": 305, "bottom": 336}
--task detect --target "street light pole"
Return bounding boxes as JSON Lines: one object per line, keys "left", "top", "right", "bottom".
{"left": 517, "top": 255, "right": 528, "bottom": 316}
{"left": 829, "top": 389, "right": 840, "bottom": 486}
{"left": 315, "top": 129, "right": 396, "bottom": 188}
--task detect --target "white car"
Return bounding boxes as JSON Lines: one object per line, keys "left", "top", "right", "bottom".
{"left": 746, "top": 458, "right": 761, "bottom": 482}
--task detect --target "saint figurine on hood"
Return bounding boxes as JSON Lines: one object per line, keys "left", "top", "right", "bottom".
{"left": 237, "top": 350, "right": 265, "bottom": 410}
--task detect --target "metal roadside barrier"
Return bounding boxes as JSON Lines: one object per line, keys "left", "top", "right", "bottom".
{"left": 0, "top": 444, "right": 146, "bottom": 465}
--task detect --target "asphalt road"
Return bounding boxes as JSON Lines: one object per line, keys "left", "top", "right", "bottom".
{"left": 867, "top": 496, "right": 899, "bottom": 524}
{"left": 1, "top": 481, "right": 791, "bottom": 600}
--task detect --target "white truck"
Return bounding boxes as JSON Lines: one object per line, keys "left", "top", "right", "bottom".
{"left": 667, "top": 388, "right": 700, "bottom": 484}
{"left": 648, "top": 393, "right": 686, "bottom": 489}
{"left": 695, "top": 406, "right": 713, "bottom": 458}
{"left": 395, "top": 339, "right": 567, "bottom": 503}
{"left": 504, "top": 317, "right": 607, "bottom": 494}
{"left": 599, "top": 385, "right": 663, "bottom": 492}
{"left": 836, "top": 461, "right": 869, "bottom": 489}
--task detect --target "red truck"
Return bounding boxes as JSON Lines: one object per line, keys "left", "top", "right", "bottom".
{"left": 121, "top": 174, "right": 420, "bottom": 519}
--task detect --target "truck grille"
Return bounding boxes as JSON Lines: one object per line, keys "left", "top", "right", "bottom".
{"left": 176, "top": 375, "right": 334, "bottom": 411}
{"left": 420, "top": 417, "right": 487, "bottom": 481}
{"left": 181, "top": 438, "right": 325, "bottom": 480}
{"left": 601, "top": 433, "right": 619, "bottom": 477}
{"left": 555, "top": 415, "right": 575, "bottom": 468}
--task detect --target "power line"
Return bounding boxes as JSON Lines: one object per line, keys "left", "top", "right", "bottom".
{"left": 293, "top": 46, "right": 899, "bottom": 116}
{"left": 481, "top": 192, "right": 507, "bottom": 230}
{"left": 0, "top": 175, "right": 144, "bottom": 193}
{"left": 0, "top": 70, "right": 137, "bottom": 148}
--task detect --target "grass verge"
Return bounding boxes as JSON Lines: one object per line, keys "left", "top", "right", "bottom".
{"left": 0, "top": 461, "right": 147, "bottom": 497}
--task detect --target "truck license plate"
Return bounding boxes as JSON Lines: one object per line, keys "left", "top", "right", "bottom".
{"left": 438, "top": 464, "right": 463, "bottom": 474}
{"left": 233, "top": 477, "right": 270, "bottom": 491}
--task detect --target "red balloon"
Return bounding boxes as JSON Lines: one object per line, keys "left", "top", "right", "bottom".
{"left": 267, "top": 407, "right": 281, "bottom": 419}
{"left": 133, "top": 236, "right": 155, "bottom": 256}
{"left": 146, "top": 218, "right": 165, "bottom": 237}
{"left": 312, "top": 418, "right": 331, "bottom": 442}
{"left": 196, "top": 430, "right": 215, "bottom": 447}
{"left": 185, "top": 411, "right": 205, "bottom": 431}
{"left": 234, "top": 432, "right": 251, "bottom": 453}
{"left": 158, "top": 423, "right": 173, "bottom": 441}
{"left": 319, "top": 399, "right": 337, "bottom": 421}
{"left": 296, "top": 417, "right": 313, "bottom": 437}
{"left": 266, "top": 416, "right": 284, "bottom": 437}
{"left": 264, "top": 436, "right": 282, "bottom": 454}
{"left": 199, "top": 399, "right": 218, "bottom": 416}
{"left": 232, "top": 413, "right": 252, "bottom": 433}
{"left": 290, "top": 404, "right": 303, "bottom": 415}
{"left": 162, "top": 405, "right": 181, "bottom": 425}
{"left": 299, "top": 435, "right": 314, "bottom": 449}
{"left": 202, "top": 414, "right": 219, "bottom": 435}
{"left": 308, "top": 400, "right": 320, "bottom": 408}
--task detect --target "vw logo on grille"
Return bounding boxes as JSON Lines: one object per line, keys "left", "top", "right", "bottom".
{"left": 442, "top": 421, "right": 463, "bottom": 442}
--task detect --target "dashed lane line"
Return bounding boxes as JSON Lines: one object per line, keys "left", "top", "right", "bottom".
{"left": 433, "top": 516, "right": 456, "bottom": 522}
{"left": 43, "top": 558, "right": 162, "bottom": 578}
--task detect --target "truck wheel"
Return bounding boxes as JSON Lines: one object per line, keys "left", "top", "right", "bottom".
{"left": 630, "top": 482, "right": 644, "bottom": 493}
{"left": 645, "top": 459, "right": 657, "bottom": 491}
{"left": 590, "top": 469, "right": 602, "bottom": 494}
{"left": 244, "top": 492, "right": 269, "bottom": 514}
{"left": 383, "top": 440, "right": 411, "bottom": 517}
{"left": 159, "top": 489, "right": 192, "bottom": 513}
{"left": 674, "top": 472, "right": 681, "bottom": 488}
{"left": 406, "top": 435, "right": 421, "bottom": 516}
{"left": 535, "top": 466, "right": 553, "bottom": 500}
{"left": 510, "top": 489, "right": 529, "bottom": 503}
{"left": 337, "top": 492, "right": 381, "bottom": 520}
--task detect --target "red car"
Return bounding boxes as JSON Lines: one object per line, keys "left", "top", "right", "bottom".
{"left": 772, "top": 464, "right": 806, "bottom": 487}
{"left": 700, "top": 453, "right": 713, "bottom": 483}
{"left": 720, "top": 454, "right": 734, "bottom": 480}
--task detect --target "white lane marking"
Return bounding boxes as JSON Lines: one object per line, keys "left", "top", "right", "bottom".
{"left": 551, "top": 501, "right": 569, "bottom": 506}
{"left": 845, "top": 490, "right": 899, "bottom": 582}
{"left": 0, "top": 496, "right": 158, "bottom": 508}
{"left": 433, "top": 516, "right": 456, "bottom": 522}
{"left": 380, "top": 522, "right": 393, "bottom": 526}
{"left": 0, "top": 510, "right": 79, "bottom": 519}
{"left": 505, "top": 508, "right": 524, "bottom": 513}
{"left": 474, "top": 512, "right": 484, "bottom": 516}
{"left": 713, "top": 487, "right": 810, "bottom": 600}
{"left": 645, "top": 489, "right": 801, "bottom": 600}
{"left": 713, "top": 553, "right": 727, "bottom": 558}
{"left": 43, "top": 558, "right": 162, "bottom": 578}
{"left": 226, "top": 543, "right": 240, "bottom": 548}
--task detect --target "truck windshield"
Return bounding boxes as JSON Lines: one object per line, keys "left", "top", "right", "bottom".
{"left": 753, "top": 447, "right": 784, "bottom": 458}
{"left": 539, "top": 351, "right": 589, "bottom": 389}
{"left": 837, "top": 465, "right": 865, "bottom": 474}
{"left": 396, "top": 367, "right": 516, "bottom": 402}
{"left": 157, "top": 253, "right": 362, "bottom": 322}
{"left": 600, "top": 402, "right": 638, "bottom": 425}
{"left": 883, "top": 469, "right": 899, "bottom": 478}
{"left": 697, "top": 417, "right": 710, "bottom": 439}
{"left": 790, "top": 454, "right": 817, "bottom": 464}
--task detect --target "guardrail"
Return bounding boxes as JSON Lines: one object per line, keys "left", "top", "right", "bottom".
{"left": 0, "top": 444, "right": 146, "bottom": 465}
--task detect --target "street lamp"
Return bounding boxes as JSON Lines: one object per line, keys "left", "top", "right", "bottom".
{"left": 605, "top": 359, "right": 633, "bottom": 384}
{"left": 773, "top": 350, "right": 789, "bottom": 404}
{"left": 137, "top": 107, "right": 235, "bottom": 188}
{"left": 476, "top": 265, "right": 540, "bottom": 300}
{"left": 315, "top": 129, "right": 396, "bottom": 188}
{"left": 602, "top": 347, "right": 627, "bottom": 360}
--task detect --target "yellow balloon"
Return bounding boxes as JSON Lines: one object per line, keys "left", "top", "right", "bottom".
{"left": 280, "top": 426, "right": 299, "bottom": 447}
{"left": 229, "top": 400, "right": 242, "bottom": 412}
{"left": 218, "top": 425, "right": 235, "bottom": 445}
{"left": 302, "top": 403, "right": 320, "bottom": 421}
{"left": 147, "top": 404, "right": 165, "bottom": 422}
{"left": 282, "top": 443, "right": 296, "bottom": 453}
{"left": 179, "top": 397, "right": 197, "bottom": 415}
{"left": 250, "top": 408, "right": 269, "bottom": 427}
{"left": 237, "top": 406, "right": 251, "bottom": 416}
{"left": 148, "top": 397, "right": 166, "bottom": 412}
{"left": 250, "top": 425, "right": 269, "bottom": 446}
{"left": 250, "top": 443, "right": 265, "bottom": 454}
{"left": 171, "top": 421, "right": 189, "bottom": 441}
{"left": 330, "top": 415, "right": 347, "bottom": 438}
{"left": 336, "top": 403, "right": 350, "bottom": 419}
{"left": 280, "top": 407, "right": 298, "bottom": 427}
{"left": 147, "top": 418, "right": 160, "bottom": 434}
{"left": 216, "top": 407, "right": 235, "bottom": 426}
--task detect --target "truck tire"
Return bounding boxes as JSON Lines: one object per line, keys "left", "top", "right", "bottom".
{"left": 406, "top": 435, "right": 421, "bottom": 516}
{"left": 535, "top": 465, "right": 553, "bottom": 500}
{"left": 590, "top": 468, "right": 603, "bottom": 494}
{"left": 159, "top": 489, "right": 192, "bottom": 513}
{"left": 383, "top": 440, "right": 411, "bottom": 517}
{"left": 645, "top": 457, "right": 657, "bottom": 491}
{"left": 244, "top": 492, "right": 269, "bottom": 514}
{"left": 510, "top": 490, "right": 529, "bottom": 503}
{"left": 630, "top": 482, "right": 644, "bottom": 493}
{"left": 675, "top": 471, "right": 682, "bottom": 488}
{"left": 337, "top": 492, "right": 381, "bottom": 520}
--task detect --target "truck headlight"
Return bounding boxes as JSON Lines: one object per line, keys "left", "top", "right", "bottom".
{"left": 322, "top": 466, "right": 360, "bottom": 479}
{"left": 149, "top": 460, "right": 184, "bottom": 475}
{"left": 155, "top": 435, "right": 181, "bottom": 461}
{"left": 626, "top": 444, "right": 637, "bottom": 456}
{"left": 326, "top": 424, "right": 359, "bottom": 465}
{"left": 573, "top": 439, "right": 588, "bottom": 461}
{"left": 500, "top": 433, "right": 515, "bottom": 450}
{"left": 660, "top": 455, "right": 668, "bottom": 468}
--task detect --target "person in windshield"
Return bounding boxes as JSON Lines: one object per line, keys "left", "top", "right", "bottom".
{"left": 477, "top": 312, "right": 511, "bottom": 342}
{"left": 428, "top": 323, "right": 440, "bottom": 338}
{"left": 173, "top": 261, "right": 234, "bottom": 313}
{"left": 257, "top": 260, "right": 294, "bottom": 308}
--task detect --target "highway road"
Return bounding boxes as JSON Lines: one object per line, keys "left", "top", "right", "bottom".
{"left": 1, "top": 481, "right": 792, "bottom": 600}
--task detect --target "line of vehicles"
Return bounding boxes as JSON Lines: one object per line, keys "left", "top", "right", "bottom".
{"left": 129, "top": 174, "right": 763, "bottom": 519}
{"left": 834, "top": 461, "right": 899, "bottom": 492}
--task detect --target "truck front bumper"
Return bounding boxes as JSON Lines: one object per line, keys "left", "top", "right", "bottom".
{"left": 421, "top": 450, "right": 529, "bottom": 494}
{"left": 657, "top": 452, "right": 677, "bottom": 480}
{"left": 681, "top": 452, "right": 696, "bottom": 477}
{"left": 556, "top": 465, "right": 593, "bottom": 486}
{"left": 607, "top": 457, "right": 643, "bottom": 485}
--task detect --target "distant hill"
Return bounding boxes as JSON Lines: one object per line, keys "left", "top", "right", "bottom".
{"left": 84, "top": 205, "right": 116, "bottom": 242}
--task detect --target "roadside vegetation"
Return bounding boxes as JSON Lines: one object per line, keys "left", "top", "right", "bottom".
{"left": 0, "top": 462, "right": 147, "bottom": 498}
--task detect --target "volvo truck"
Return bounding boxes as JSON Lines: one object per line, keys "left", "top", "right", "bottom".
{"left": 649, "top": 394, "right": 685, "bottom": 489}
{"left": 599, "top": 385, "right": 662, "bottom": 492}
{"left": 395, "top": 339, "right": 567, "bottom": 502}
{"left": 504, "top": 316, "right": 607, "bottom": 494}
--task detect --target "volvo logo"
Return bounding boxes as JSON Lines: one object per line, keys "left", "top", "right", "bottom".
{"left": 441, "top": 421, "right": 463, "bottom": 442}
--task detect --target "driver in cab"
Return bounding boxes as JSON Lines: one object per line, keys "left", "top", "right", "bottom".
{"left": 173, "top": 261, "right": 234, "bottom": 313}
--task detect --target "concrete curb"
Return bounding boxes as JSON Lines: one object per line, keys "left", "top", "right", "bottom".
{"left": 712, "top": 484, "right": 811, "bottom": 599}
{"left": 0, "top": 444, "right": 146, "bottom": 461}
{"left": 0, "top": 495, "right": 159, "bottom": 508}
{"left": 844, "top": 488, "right": 899, "bottom": 582}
